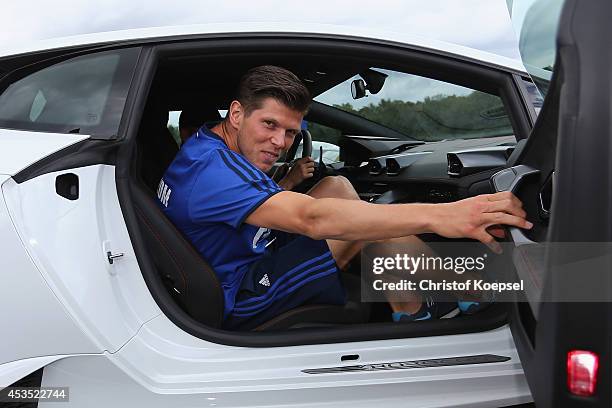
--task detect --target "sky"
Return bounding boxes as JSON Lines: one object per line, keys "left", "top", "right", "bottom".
{"left": 1, "top": 0, "right": 521, "bottom": 59}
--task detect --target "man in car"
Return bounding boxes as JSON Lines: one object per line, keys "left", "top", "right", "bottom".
{"left": 179, "top": 106, "right": 315, "bottom": 190}
{"left": 158, "top": 65, "right": 532, "bottom": 330}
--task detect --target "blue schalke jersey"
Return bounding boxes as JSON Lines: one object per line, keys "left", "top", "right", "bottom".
{"left": 157, "top": 126, "right": 283, "bottom": 318}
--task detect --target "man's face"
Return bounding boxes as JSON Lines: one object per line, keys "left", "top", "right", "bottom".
{"left": 236, "top": 98, "right": 303, "bottom": 172}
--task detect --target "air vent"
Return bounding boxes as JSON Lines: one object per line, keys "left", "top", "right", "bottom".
{"left": 368, "top": 158, "right": 384, "bottom": 175}
{"left": 447, "top": 154, "right": 463, "bottom": 177}
{"left": 386, "top": 159, "right": 400, "bottom": 176}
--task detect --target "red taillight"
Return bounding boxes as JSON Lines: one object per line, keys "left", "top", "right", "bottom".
{"left": 567, "top": 350, "right": 599, "bottom": 397}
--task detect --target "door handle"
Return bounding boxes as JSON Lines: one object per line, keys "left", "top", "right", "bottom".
{"left": 491, "top": 165, "right": 540, "bottom": 246}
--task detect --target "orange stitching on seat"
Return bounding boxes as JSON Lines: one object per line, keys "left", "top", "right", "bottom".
{"left": 135, "top": 206, "right": 189, "bottom": 294}
{"left": 134, "top": 203, "right": 224, "bottom": 327}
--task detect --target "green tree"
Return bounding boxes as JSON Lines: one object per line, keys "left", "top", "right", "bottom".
{"left": 327, "top": 91, "right": 513, "bottom": 142}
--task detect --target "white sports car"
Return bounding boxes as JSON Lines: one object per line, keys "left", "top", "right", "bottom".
{"left": 1, "top": 0, "right": 609, "bottom": 406}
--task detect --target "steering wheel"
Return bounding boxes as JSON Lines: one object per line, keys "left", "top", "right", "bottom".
{"left": 287, "top": 129, "right": 312, "bottom": 161}
{"left": 272, "top": 129, "right": 313, "bottom": 182}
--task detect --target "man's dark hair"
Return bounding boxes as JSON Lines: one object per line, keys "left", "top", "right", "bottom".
{"left": 237, "top": 65, "right": 311, "bottom": 115}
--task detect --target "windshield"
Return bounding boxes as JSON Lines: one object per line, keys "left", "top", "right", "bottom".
{"left": 508, "top": 0, "right": 564, "bottom": 98}
{"left": 315, "top": 68, "right": 514, "bottom": 142}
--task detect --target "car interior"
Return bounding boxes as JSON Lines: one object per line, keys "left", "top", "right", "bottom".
{"left": 124, "top": 38, "right": 535, "bottom": 344}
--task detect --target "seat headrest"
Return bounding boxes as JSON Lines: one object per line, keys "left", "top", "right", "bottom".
{"left": 179, "top": 106, "right": 221, "bottom": 129}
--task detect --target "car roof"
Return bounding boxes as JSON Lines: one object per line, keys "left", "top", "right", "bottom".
{"left": 0, "top": 23, "right": 528, "bottom": 75}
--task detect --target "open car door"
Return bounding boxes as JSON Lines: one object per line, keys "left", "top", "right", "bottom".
{"left": 500, "top": 0, "right": 612, "bottom": 406}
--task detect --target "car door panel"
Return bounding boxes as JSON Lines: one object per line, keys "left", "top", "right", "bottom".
{"left": 0, "top": 174, "right": 100, "bottom": 385}
{"left": 503, "top": 0, "right": 612, "bottom": 405}
{"left": 1, "top": 159, "right": 161, "bottom": 364}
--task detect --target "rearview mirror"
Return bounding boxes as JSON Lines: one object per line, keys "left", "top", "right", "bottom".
{"left": 351, "top": 79, "right": 367, "bottom": 99}
{"left": 350, "top": 69, "right": 388, "bottom": 100}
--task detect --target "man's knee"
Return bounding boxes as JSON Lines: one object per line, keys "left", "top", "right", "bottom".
{"left": 322, "top": 176, "right": 359, "bottom": 200}
{"left": 327, "top": 239, "right": 363, "bottom": 270}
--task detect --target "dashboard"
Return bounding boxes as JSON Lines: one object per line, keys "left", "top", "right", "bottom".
{"left": 334, "top": 134, "right": 518, "bottom": 204}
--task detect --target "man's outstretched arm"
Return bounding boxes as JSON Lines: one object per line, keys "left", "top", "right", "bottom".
{"left": 246, "top": 190, "right": 532, "bottom": 250}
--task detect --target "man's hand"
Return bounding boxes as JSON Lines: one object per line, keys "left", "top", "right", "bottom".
{"left": 430, "top": 191, "right": 533, "bottom": 252}
{"left": 278, "top": 157, "right": 315, "bottom": 190}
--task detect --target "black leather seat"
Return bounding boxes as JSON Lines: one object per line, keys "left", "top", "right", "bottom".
{"left": 139, "top": 103, "right": 223, "bottom": 192}
{"left": 132, "top": 180, "right": 370, "bottom": 331}
{"left": 139, "top": 103, "right": 180, "bottom": 192}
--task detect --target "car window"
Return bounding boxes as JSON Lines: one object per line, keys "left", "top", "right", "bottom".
{"left": 315, "top": 68, "right": 514, "bottom": 142}
{"left": 509, "top": 0, "right": 563, "bottom": 98}
{"left": 168, "top": 110, "right": 182, "bottom": 145}
{"left": 295, "top": 139, "right": 341, "bottom": 165}
{"left": 523, "top": 78, "right": 544, "bottom": 115}
{"left": 305, "top": 121, "right": 341, "bottom": 163}
{"left": 0, "top": 48, "right": 140, "bottom": 137}
{"left": 167, "top": 108, "right": 226, "bottom": 145}
{"left": 307, "top": 122, "right": 341, "bottom": 146}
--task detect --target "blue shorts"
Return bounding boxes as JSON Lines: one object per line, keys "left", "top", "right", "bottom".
{"left": 224, "top": 232, "right": 347, "bottom": 330}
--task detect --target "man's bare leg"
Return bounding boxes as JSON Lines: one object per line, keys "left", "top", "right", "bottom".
{"left": 306, "top": 176, "right": 363, "bottom": 268}
{"left": 306, "top": 176, "right": 486, "bottom": 315}
{"left": 306, "top": 176, "right": 423, "bottom": 314}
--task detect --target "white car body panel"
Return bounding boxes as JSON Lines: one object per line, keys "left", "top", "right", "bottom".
{"left": 39, "top": 321, "right": 531, "bottom": 407}
{"left": 0, "top": 174, "right": 99, "bottom": 384}
{"left": 0, "top": 129, "right": 87, "bottom": 175}
{"left": 0, "top": 23, "right": 527, "bottom": 76}
{"left": 2, "top": 163, "right": 161, "bottom": 358}
{"left": 0, "top": 355, "right": 72, "bottom": 388}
